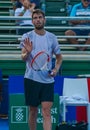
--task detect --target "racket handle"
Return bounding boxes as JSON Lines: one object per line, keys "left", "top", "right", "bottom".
{"left": 48, "top": 70, "right": 54, "bottom": 75}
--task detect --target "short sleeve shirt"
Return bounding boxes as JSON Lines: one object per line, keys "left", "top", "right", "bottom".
{"left": 20, "top": 30, "right": 61, "bottom": 83}
{"left": 70, "top": 3, "right": 90, "bottom": 26}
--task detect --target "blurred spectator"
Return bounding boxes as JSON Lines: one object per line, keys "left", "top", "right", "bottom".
{"left": 15, "top": 0, "right": 35, "bottom": 35}
{"left": 65, "top": 0, "right": 90, "bottom": 51}
{"left": 11, "top": 0, "right": 40, "bottom": 10}
{"left": 30, "top": 0, "right": 40, "bottom": 9}
{"left": 11, "top": 0, "right": 22, "bottom": 11}
{"left": 16, "top": 0, "right": 23, "bottom": 8}
{"left": 10, "top": 0, "right": 22, "bottom": 16}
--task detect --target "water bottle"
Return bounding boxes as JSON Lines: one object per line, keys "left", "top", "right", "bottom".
{"left": 65, "top": 0, "right": 72, "bottom": 15}
{"left": 41, "top": 0, "right": 46, "bottom": 13}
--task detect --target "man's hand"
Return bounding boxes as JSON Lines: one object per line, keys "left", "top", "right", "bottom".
{"left": 49, "top": 68, "right": 58, "bottom": 77}
{"left": 21, "top": 38, "right": 33, "bottom": 61}
{"left": 23, "top": 38, "right": 33, "bottom": 53}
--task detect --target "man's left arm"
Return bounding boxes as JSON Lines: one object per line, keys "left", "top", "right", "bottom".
{"left": 55, "top": 54, "right": 62, "bottom": 73}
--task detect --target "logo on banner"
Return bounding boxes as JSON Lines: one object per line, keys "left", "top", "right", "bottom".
{"left": 11, "top": 106, "right": 28, "bottom": 123}
{"left": 37, "top": 106, "right": 58, "bottom": 124}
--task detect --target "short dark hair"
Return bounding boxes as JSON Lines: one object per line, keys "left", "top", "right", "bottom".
{"left": 32, "top": 9, "right": 45, "bottom": 19}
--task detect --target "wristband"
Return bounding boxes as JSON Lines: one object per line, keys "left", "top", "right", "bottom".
{"left": 21, "top": 51, "right": 29, "bottom": 57}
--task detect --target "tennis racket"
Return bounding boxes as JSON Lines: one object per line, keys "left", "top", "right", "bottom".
{"left": 30, "top": 51, "right": 53, "bottom": 74}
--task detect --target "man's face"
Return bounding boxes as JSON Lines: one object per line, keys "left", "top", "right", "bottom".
{"left": 82, "top": 0, "right": 90, "bottom": 7}
{"left": 32, "top": 13, "right": 46, "bottom": 30}
{"left": 22, "top": 0, "right": 30, "bottom": 8}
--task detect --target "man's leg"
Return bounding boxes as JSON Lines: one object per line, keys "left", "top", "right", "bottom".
{"left": 65, "top": 30, "right": 78, "bottom": 44}
{"left": 28, "top": 106, "right": 38, "bottom": 130}
{"left": 41, "top": 102, "right": 53, "bottom": 130}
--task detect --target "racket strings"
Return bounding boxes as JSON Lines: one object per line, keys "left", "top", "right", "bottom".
{"left": 31, "top": 52, "right": 50, "bottom": 71}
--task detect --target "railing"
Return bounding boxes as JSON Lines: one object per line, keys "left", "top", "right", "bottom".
{"left": 0, "top": 16, "right": 90, "bottom": 20}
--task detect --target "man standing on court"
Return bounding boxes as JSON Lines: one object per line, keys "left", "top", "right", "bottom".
{"left": 20, "top": 9, "right": 62, "bottom": 130}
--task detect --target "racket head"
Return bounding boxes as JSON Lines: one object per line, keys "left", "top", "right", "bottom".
{"left": 30, "top": 51, "right": 50, "bottom": 71}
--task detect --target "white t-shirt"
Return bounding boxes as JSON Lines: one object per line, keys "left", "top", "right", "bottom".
{"left": 15, "top": 6, "right": 33, "bottom": 25}
{"left": 20, "top": 30, "right": 61, "bottom": 83}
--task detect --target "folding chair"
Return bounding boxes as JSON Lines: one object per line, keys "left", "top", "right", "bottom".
{"left": 60, "top": 78, "right": 90, "bottom": 130}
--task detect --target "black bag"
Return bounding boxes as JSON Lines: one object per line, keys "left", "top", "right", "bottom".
{"left": 56, "top": 121, "right": 88, "bottom": 130}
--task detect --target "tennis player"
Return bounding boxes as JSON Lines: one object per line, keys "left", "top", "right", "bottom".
{"left": 20, "top": 9, "right": 62, "bottom": 130}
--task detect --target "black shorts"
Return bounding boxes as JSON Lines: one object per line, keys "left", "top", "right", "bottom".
{"left": 24, "top": 78, "right": 54, "bottom": 107}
